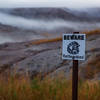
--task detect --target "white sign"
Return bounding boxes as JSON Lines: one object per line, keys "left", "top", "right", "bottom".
{"left": 62, "top": 34, "right": 86, "bottom": 60}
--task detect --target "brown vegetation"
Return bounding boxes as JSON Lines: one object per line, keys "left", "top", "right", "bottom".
{"left": 28, "top": 29, "right": 100, "bottom": 46}
{"left": 0, "top": 75, "right": 100, "bottom": 100}
{"left": 30, "top": 37, "right": 62, "bottom": 45}
{"left": 84, "top": 29, "right": 100, "bottom": 36}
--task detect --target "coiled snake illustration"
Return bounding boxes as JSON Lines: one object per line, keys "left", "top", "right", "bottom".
{"left": 67, "top": 41, "right": 80, "bottom": 55}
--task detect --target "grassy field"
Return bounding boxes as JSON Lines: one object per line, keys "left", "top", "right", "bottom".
{"left": 0, "top": 75, "right": 100, "bottom": 100}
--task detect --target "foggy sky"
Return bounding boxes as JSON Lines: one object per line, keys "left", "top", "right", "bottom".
{"left": 0, "top": 0, "right": 100, "bottom": 8}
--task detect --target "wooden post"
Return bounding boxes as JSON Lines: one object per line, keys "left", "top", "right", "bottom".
{"left": 72, "top": 60, "right": 78, "bottom": 100}
{"left": 72, "top": 32, "right": 79, "bottom": 100}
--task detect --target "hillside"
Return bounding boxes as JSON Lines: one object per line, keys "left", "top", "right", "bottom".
{"left": 67, "top": 8, "right": 100, "bottom": 21}
{"left": 0, "top": 30, "right": 100, "bottom": 80}
{"left": 0, "top": 7, "right": 100, "bottom": 79}
{"left": 0, "top": 7, "right": 100, "bottom": 45}
{"left": 0, "top": 8, "right": 78, "bottom": 20}
{"left": 0, "top": 8, "right": 100, "bottom": 21}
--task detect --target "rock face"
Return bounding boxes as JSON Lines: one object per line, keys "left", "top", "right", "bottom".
{"left": 0, "top": 34, "right": 100, "bottom": 79}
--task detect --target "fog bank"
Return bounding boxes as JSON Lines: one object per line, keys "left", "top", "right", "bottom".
{"left": 0, "top": 12, "right": 100, "bottom": 31}
{"left": 0, "top": 11, "right": 100, "bottom": 44}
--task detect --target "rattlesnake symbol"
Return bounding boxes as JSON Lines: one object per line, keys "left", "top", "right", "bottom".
{"left": 67, "top": 41, "right": 80, "bottom": 55}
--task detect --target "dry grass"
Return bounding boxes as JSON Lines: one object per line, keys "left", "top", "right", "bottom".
{"left": 30, "top": 37, "right": 62, "bottom": 45}
{"left": 0, "top": 75, "right": 100, "bottom": 100}
{"left": 29, "top": 37, "right": 60, "bottom": 46}
{"left": 84, "top": 29, "right": 100, "bottom": 36}
{"left": 28, "top": 29, "right": 100, "bottom": 46}
{"left": 79, "top": 80, "right": 100, "bottom": 100}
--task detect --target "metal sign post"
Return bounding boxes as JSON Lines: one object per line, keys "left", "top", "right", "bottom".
{"left": 62, "top": 32, "right": 86, "bottom": 100}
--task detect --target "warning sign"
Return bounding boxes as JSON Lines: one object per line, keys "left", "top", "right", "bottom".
{"left": 62, "top": 34, "right": 86, "bottom": 60}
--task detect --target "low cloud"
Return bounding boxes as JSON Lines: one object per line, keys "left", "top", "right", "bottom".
{"left": 0, "top": 12, "right": 100, "bottom": 31}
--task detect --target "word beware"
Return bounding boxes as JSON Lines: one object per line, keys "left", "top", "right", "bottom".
{"left": 64, "top": 35, "right": 84, "bottom": 40}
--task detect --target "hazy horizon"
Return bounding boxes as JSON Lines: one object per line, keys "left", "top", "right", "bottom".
{"left": 0, "top": 0, "right": 100, "bottom": 8}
